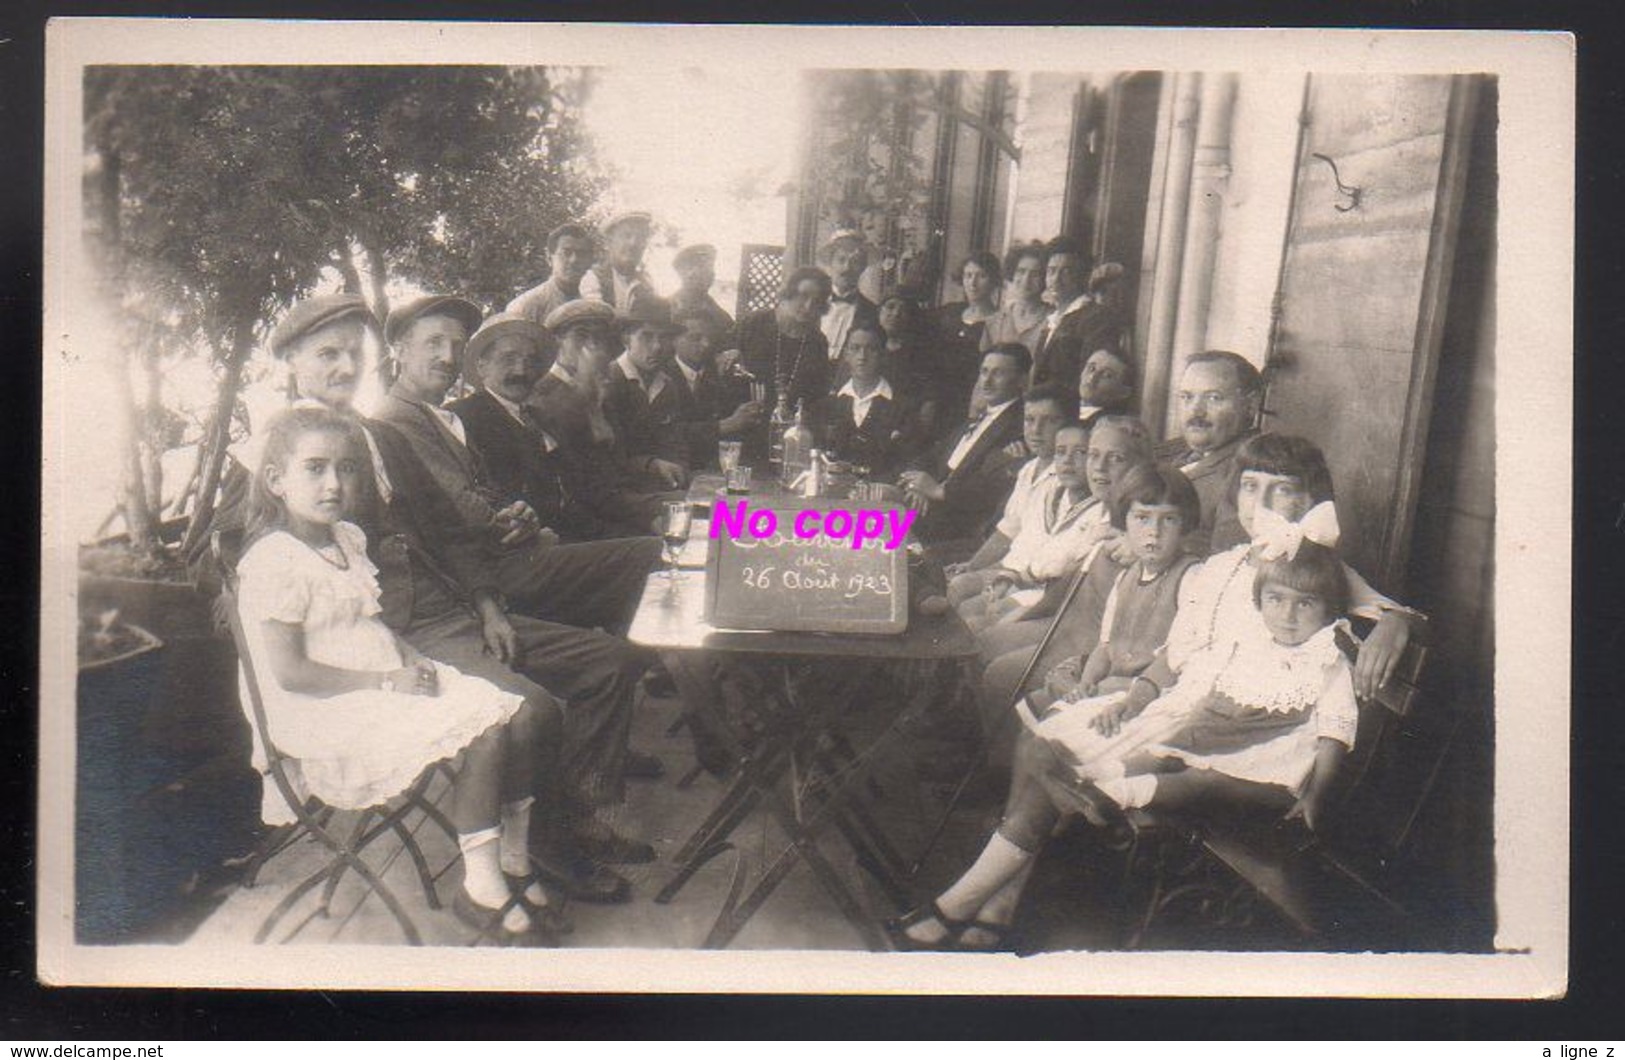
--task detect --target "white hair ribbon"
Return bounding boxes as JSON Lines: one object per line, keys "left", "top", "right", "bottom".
{"left": 1253, "top": 500, "right": 1340, "bottom": 561}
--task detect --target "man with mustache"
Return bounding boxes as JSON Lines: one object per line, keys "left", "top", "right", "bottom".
{"left": 508, "top": 223, "right": 598, "bottom": 327}
{"left": 195, "top": 294, "right": 653, "bottom": 903}
{"left": 1153, "top": 349, "right": 1263, "bottom": 554}
{"left": 818, "top": 228, "right": 879, "bottom": 363}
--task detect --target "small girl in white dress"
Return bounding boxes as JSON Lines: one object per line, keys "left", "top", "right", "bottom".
{"left": 1076, "top": 536, "right": 1358, "bottom": 828}
{"left": 235, "top": 405, "right": 555, "bottom": 942}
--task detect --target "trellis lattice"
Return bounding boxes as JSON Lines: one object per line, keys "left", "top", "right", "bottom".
{"left": 736, "top": 244, "right": 786, "bottom": 319}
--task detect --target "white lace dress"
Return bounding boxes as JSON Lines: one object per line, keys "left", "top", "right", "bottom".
{"left": 235, "top": 523, "right": 523, "bottom": 825}
{"left": 1145, "top": 620, "right": 1359, "bottom": 795}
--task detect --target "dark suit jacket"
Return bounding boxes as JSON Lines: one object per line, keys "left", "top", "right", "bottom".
{"left": 1031, "top": 301, "right": 1126, "bottom": 395}
{"left": 371, "top": 391, "right": 497, "bottom": 533}
{"left": 909, "top": 399, "right": 1026, "bottom": 544}
{"left": 811, "top": 382, "right": 926, "bottom": 478}
{"left": 529, "top": 374, "right": 661, "bottom": 533}
{"left": 603, "top": 362, "right": 688, "bottom": 467}
{"left": 666, "top": 363, "right": 745, "bottom": 470}
{"left": 186, "top": 413, "right": 497, "bottom": 632}
{"left": 449, "top": 388, "right": 619, "bottom": 543}
{"left": 824, "top": 291, "right": 880, "bottom": 360}
{"left": 1152, "top": 427, "right": 1257, "bottom": 556}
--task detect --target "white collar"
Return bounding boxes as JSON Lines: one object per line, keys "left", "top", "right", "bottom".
{"left": 980, "top": 397, "right": 1018, "bottom": 422}
{"left": 674, "top": 357, "right": 704, "bottom": 385}
{"left": 615, "top": 351, "right": 645, "bottom": 385}
{"left": 837, "top": 377, "right": 893, "bottom": 402}
{"left": 485, "top": 387, "right": 529, "bottom": 426}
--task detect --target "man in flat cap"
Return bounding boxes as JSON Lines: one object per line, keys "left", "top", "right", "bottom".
{"left": 530, "top": 300, "right": 678, "bottom": 534}
{"left": 507, "top": 222, "right": 598, "bottom": 327}
{"left": 580, "top": 210, "right": 654, "bottom": 310}
{"left": 670, "top": 243, "right": 734, "bottom": 341}
{"left": 818, "top": 228, "right": 880, "bottom": 363}
{"left": 603, "top": 294, "right": 690, "bottom": 488}
{"left": 193, "top": 293, "right": 653, "bottom": 903}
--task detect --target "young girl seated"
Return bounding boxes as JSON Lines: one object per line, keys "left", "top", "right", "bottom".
{"left": 1026, "top": 463, "right": 1202, "bottom": 719}
{"left": 889, "top": 513, "right": 1357, "bottom": 952}
{"left": 234, "top": 405, "right": 561, "bottom": 944}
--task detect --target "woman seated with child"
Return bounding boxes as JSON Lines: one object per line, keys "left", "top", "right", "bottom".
{"left": 889, "top": 433, "right": 1418, "bottom": 951}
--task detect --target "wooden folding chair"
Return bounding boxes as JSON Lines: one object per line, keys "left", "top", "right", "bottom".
{"left": 214, "top": 535, "right": 459, "bottom": 945}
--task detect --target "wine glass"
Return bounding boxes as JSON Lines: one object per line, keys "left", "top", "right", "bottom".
{"left": 661, "top": 501, "right": 693, "bottom": 580}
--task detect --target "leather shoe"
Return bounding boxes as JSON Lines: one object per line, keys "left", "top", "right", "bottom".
{"left": 451, "top": 888, "right": 558, "bottom": 947}
{"left": 529, "top": 845, "right": 633, "bottom": 904}
{"left": 502, "top": 870, "right": 574, "bottom": 935}
{"left": 624, "top": 748, "right": 666, "bottom": 780}
{"left": 569, "top": 814, "right": 657, "bottom": 864}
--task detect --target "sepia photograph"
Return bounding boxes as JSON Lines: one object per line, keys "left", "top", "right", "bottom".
{"left": 36, "top": 21, "right": 1572, "bottom": 996}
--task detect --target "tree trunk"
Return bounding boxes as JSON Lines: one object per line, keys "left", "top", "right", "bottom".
{"left": 334, "top": 242, "right": 364, "bottom": 295}
{"left": 115, "top": 337, "right": 159, "bottom": 554}
{"left": 179, "top": 322, "right": 254, "bottom": 557}
{"left": 139, "top": 339, "right": 164, "bottom": 517}
{"left": 363, "top": 242, "right": 391, "bottom": 326}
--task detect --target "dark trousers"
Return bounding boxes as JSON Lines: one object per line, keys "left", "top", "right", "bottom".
{"left": 395, "top": 571, "right": 647, "bottom": 813}
{"left": 497, "top": 535, "right": 661, "bottom": 636}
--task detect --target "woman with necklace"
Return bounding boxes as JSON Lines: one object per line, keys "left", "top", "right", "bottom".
{"left": 732, "top": 265, "right": 835, "bottom": 463}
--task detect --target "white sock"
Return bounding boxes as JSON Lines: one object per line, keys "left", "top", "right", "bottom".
{"left": 499, "top": 797, "right": 534, "bottom": 876}
{"left": 935, "top": 832, "right": 1034, "bottom": 925}
{"left": 458, "top": 827, "right": 530, "bottom": 934}
{"left": 1096, "top": 774, "right": 1157, "bottom": 809}
{"left": 499, "top": 796, "right": 548, "bottom": 907}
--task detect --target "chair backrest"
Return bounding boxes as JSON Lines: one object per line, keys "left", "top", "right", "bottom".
{"left": 212, "top": 532, "right": 315, "bottom": 822}
{"left": 1324, "top": 630, "right": 1451, "bottom": 870}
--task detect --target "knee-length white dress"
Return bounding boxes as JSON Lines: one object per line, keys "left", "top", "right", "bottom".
{"left": 235, "top": 523, "right": 523, "bottom": 825}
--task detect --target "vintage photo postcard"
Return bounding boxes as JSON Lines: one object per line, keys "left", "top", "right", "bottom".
{"left": 37, "top": 20, "right": 1573, "bottom": 996}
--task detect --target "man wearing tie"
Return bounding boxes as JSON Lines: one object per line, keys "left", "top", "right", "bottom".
{"left": 666, "top": 307, "right": 764, "bottom": 470}
{"left": 1029, "top": 236, "right": 1125, "bottom": 397}
{"left": 1151, "top": 349, "right": 1265, "bottom": 555}
{"left": 818, "top": 228, "right": 880, "bottom": 363}
{"left": 603, "top": 294, "right": 691, "bottom": 484}
{"left": 899, "top": 343, "right": 1030, "bottom": 557}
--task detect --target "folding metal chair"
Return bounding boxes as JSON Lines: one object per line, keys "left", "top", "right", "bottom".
{"left": 214, "top": 534, "right": 459, "bottom": 945}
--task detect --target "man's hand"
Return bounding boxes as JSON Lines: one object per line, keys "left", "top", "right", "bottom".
{"left": 474, "top": 595, "right": 519, "bottom": 665}
{"left": 899, "top": 469, "right": 947, "bottom": 505}
{"left": 1104, "top": 533, "right": 1138, "bottom": 567}
{"left": 1042, "top": 658, "right": 1082, "bottom": 700}
{"left": 1001, "top": 439, "right": 1032, "bottom": 460}
{"left": 493, "top": 500, "right": 541, "bottom": 547}
{"left": 647, "top": 457, "right": 689, "bottom": 489}
{"left": 716, "top": 348, "right": 743, "bottom": 374}
{"left": 719, "top": 401, "right": 765, "bottom": 435}
{"left": 1353, "top": 610, "right": 1412, "bottom": 700}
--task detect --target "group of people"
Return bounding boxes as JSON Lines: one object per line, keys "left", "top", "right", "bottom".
{"left": 187, "top": 206, "right": 1423, "bottom": 950}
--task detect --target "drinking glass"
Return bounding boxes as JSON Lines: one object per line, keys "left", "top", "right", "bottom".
{"left": 726, "top": 464, "right": 752, "bottom": 494}
{"left": 662, "top": 501, "right": 693, "bottom": 580}
{"left": 718, "top": 440, "right": 743, "bottom": 474}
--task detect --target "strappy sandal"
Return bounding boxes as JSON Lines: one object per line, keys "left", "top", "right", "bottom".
{"left": 452, "top": 888, "right": 557, "bottom": 947}
{"left": 883, "top": 900, "right": 968, "bottom": 952}
{"left": 955, "top": 919, "right": 1014, "bottom": 953}
{"left": 503, "top": 870, "right": 575, "bottom": 936}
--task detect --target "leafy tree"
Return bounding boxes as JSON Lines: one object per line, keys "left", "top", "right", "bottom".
{"left": 83, "top": 65, "right": 607, "bottom": 559}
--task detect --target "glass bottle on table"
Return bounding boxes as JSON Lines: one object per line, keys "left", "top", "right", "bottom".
{"left": 768, "top": 393, "right": 792, "bottom": 483}
{"left": 781, "top": 400, "right": 814, "bottom": 489}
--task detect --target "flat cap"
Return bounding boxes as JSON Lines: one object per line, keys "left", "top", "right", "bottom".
{"left": 543, "top": 298, "right": 617, "bottom": 334}
{"left": 616, "top": 291, "right": 682, "bottom": 334}
{"left": 672, "top": 243, "right": 717, "bottom": 270}
{"left": 268, "top": 293, "right": 376, "bottom": 359}
{"left": 602, "top": 209, "right": 653, "bottom": 235}
{"left": 464, "top": 312, "right": 552, "bottom": 380}
{"left": 384, "top": 295, "right": 484, "bottom": 347}
{"left": 822, "top": 228, "right": 865, "bottom": 250}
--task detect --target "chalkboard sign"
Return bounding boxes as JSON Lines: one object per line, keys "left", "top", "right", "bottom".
{"left": 704, "top": 496, "right": 910, "bottom": 634}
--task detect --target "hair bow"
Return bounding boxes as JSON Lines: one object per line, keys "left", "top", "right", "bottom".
{"left": 1253, "top": 500, "right": 1340, "bottom": 561}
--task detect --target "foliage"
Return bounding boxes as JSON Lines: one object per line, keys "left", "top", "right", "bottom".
{"left": 804, "top": 70, "right": 936, "bottom": 235}
{"left": 82, "top": 65, "right": 608, "bottom": 555}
